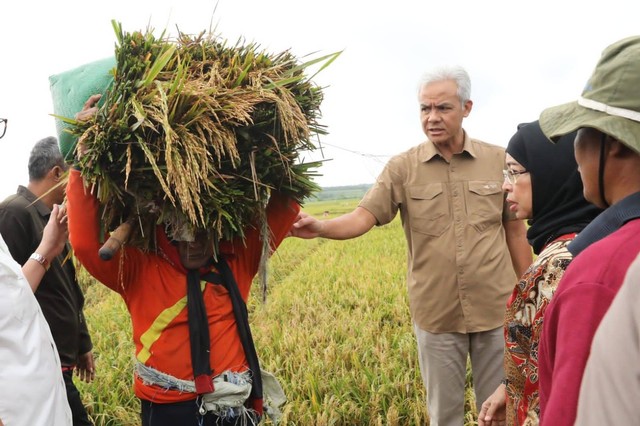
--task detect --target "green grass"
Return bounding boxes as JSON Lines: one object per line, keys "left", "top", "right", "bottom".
{"left": 313, "top": 184, "right": 372, "bottom": 201}
{"left": 76, "top": 198, "right": 479, "bottom": 425}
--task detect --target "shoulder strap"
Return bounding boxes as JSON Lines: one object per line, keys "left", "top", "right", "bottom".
{"left": 187, "top": 269, "right": 214, "bottom": 394}
{"left": 201, "top": 258, "right": 264, "bottom": 414}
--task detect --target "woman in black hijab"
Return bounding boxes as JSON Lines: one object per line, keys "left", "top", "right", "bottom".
{"left": 478, "top": 120, "right": 602, "bottom": 426}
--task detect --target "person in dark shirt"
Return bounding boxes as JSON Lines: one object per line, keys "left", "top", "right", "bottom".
{"left": 0, "top": 136, "right": 94, "bottom": 426}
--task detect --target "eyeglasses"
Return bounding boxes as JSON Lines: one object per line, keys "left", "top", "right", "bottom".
{"left": 503, "top": 169, "right": 529, "bottom": 184}
{"left": 0, "top": 118, "right": 6, "bottom": 139}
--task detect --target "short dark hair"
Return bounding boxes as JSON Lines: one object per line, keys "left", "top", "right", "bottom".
{"left": 28, "top": 136, "right": 66, "bottom": 181}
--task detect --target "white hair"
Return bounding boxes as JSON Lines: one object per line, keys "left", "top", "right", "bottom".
{"left": 417, "top": 65, "right": 471, "bottom": 105}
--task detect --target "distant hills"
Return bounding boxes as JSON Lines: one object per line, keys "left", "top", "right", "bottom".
{"left": 313, "top": 183, "right": 373, "bottom": 201}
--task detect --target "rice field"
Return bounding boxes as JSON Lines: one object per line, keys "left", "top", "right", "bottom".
{"left": 76, "top": 198, "right": 480, "bottom": 425}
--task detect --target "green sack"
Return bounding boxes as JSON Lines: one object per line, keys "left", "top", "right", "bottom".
{"left": 49, "top": 57, "right": 115, "bottom": 161}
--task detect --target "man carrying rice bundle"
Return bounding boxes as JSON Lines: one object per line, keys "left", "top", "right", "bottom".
{"left": 60, "top": 22, "right": 336, "bottom": 425}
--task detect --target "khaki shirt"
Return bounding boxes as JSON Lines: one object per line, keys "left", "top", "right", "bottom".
{"left": 360, "top": 133, "right": 517, "bottom": 333}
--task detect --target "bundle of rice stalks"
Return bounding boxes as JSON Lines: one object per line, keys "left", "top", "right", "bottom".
{"left": 66, "top": 20, "right": 339, "bottom": 255}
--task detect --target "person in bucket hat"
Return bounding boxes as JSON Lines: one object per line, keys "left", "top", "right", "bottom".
{"left": 536, "top": 35, "right": 640, "bottom": 426}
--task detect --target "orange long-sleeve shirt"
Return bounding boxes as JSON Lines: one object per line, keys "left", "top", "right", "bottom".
{"left": 67, "top": 169, "right": 300, "bottom": 403}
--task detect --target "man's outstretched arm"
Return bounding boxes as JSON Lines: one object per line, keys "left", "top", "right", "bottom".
{"left": 289, "top": 206, "right": 377, "bottom": 240}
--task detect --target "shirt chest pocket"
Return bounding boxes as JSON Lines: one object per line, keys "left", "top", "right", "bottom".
{"left": 407, "top": 183, "right": 451, "bottom": 237}
{"left": 467, "top": 181, "right": 503, "bottom": 232}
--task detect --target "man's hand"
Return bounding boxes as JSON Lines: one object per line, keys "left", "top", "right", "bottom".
{"left": 38, "top": 204, "right": 69, "bottom": 260}
{"left": 76, "top": 351, "right": 96, "bottom": 383}
{"left": 288, "top": 207, "right": 376, "bottom": 240}
{"left": 288, "top": 212, "right": 323, "bottom": 239}
{"left": 478, "top": 383, "right": 507, "bottom": 426}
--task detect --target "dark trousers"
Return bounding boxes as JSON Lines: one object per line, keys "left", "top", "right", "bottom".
{"left": 62, "top": 370, "right": 93, "bottom": 426}
{"left": 141, "top": 399, "right": 260, "bottom": 426}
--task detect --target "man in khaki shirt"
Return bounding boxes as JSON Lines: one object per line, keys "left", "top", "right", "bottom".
{"left": 290, "top": 65, "right": 532, "bottom": 426}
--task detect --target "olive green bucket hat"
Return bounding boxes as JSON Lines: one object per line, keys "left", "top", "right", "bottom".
{"left": 540, "top": 35, "right": 640, "bottom": 154}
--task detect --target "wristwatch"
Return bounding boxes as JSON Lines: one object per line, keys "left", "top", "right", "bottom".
{"left": 29, "top": 252, "right": 50, "bottom": 271}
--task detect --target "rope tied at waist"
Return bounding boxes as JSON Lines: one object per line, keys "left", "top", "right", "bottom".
{"left": 136, "top": 362, "right": 286, "bottom": 423}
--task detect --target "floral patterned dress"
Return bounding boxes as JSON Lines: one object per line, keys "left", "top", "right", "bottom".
{"left": 503, "top": 233, "right": 576, "bottom": 425}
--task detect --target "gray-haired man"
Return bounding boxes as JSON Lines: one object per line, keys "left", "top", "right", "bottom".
{"left": 291, "top": 65, "right": 532, "bottom": 425}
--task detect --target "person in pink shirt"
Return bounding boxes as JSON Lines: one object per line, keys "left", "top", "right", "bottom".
{"left": 536, "top": 36, "right": 640, "bottom": 426}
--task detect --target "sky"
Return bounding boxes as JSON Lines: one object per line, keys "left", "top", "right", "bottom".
{"left": 0, "top": 0, "right": 638, "bottom": 197}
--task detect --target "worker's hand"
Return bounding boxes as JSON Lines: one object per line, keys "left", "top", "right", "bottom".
{"left": 75, "top": 94, "right": 101, "bottom": 123}
{"left": 75, "top": 94, "right": 102, "bottom": 159}
{"left": 478, "top": 383, "right": 507, "bottom": 426}
{"left": 76, "top": 351, "right": 96, "bottom": 383}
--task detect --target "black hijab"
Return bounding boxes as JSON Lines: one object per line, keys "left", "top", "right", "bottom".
{"left": 506, "top": 120, "right": 602, "bottom": 255}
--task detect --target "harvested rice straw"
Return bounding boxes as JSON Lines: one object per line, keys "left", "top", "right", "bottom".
{"left": 68, "top": 20, "right": 339, "bottom": 264}
{"left": 62, "top": 21, "right": 339, "bottom": 301}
